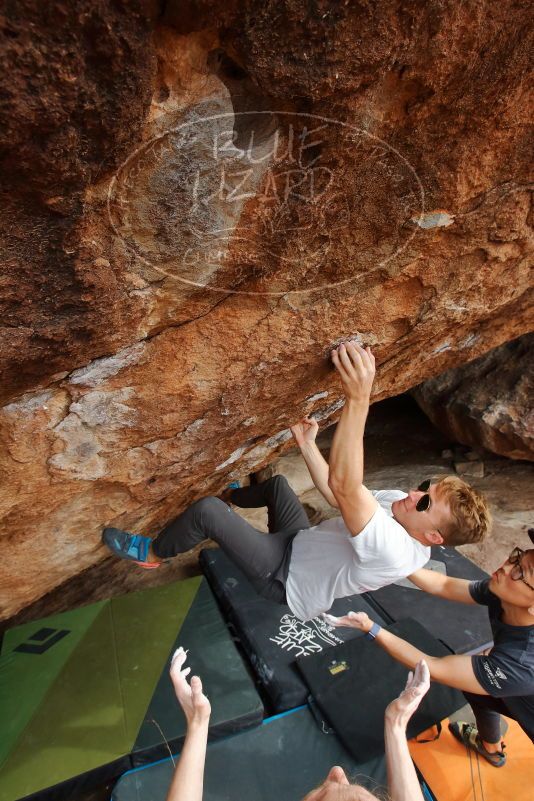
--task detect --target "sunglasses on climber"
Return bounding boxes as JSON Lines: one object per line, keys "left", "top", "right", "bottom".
{"left": 415, "top": 479, "right": 433, "bottom": 512}
{"left": 415, "top": 480, "right": 443, "bottom": 536}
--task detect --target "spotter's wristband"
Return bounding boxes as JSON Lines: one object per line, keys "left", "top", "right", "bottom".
{"left": 365, "top": 622, "right": 382, "bottom": 641}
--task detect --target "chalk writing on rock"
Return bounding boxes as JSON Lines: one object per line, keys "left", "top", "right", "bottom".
{"left": 108, "top": 111, "right": 424, "bottom": 296}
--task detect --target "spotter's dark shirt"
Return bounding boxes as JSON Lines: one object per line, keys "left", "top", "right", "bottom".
{"left": 469, "top": 579, "right": 534, "bottom": 740}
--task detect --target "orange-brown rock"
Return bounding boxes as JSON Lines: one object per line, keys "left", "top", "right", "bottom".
{"left": 1, "top": 1, "right": 533, "bottom": 622}
{"left": 413, "top": 334, "right": 534, "bottom": 462}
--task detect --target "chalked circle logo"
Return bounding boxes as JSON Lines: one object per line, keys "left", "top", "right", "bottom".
{"left": 107, "top": 111, "right": 425, "bottom": 295}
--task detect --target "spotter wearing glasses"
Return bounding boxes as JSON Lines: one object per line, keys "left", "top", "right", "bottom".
{"left": 327, "top": 529, "right": 534, "bottom": 766}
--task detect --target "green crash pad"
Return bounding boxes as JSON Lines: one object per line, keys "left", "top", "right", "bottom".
{"left": 132, "top": 579, "right": 264, "bottom": 765}
{"left": 113, "top": 705, "right": 389, "bottom": 801}
{"left": 0, "top": 575, "right": 262, "bottom": 801}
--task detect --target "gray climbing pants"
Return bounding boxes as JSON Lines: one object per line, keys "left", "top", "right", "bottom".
{"left": 152, "top": 475, "right": 311, "bottom": 602}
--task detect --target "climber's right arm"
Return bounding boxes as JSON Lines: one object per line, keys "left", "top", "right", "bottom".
{"left": 290, "top": 417, "right": 339, "bottom": 508}
{"left": 299, "top": 439, "right": 340, "bottom": 508}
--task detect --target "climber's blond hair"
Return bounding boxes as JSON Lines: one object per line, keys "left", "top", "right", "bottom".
{"left": 436, "top": 476, "right": 491, "bottom": 546}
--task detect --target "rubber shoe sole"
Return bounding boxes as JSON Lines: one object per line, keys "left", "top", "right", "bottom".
{"left": 449, "top": 721, "right": 506, "bottom": 767}
{"left": 132, "top": 560, "right": 161, "bottom": 569}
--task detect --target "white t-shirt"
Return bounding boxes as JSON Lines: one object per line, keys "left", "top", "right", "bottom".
{"left": 285, "top": 490, "right": 430, "bottom": 621}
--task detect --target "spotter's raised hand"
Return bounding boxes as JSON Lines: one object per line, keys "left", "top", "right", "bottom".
{"left": 385, "top": 660, "right": 430, "bottom": 726}
{"left": 169, "top": 647, "right": 211, "bottom": 726}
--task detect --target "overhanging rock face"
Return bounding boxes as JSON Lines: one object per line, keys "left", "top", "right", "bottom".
{"left": 1, "top": 1, "right": 533, "bottom": 621}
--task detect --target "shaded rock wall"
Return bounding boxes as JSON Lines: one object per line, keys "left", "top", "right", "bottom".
{"left": 1, "top": 1, "right": 533, "bottom": 621}
{"left": 413, "top": 333, "right": 534, "bottom": 461}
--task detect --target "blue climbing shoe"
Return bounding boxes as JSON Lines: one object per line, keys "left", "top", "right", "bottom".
{"left": 218, "top": 480, "right": 241, "bottom": 504}
{"left": 449, "top": 721, "right": 506, "bottom": 767}
{"left": 102, "top": 528, "right": 160, "bottom": 569}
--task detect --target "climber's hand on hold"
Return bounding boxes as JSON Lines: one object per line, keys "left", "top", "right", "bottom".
{"left": 331, "top": 341, "right": 375, "bottom": 403}
{"left": 290, "top": 416, "right": 319, "bottom": 447}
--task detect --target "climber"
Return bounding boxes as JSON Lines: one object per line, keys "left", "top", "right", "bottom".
{"left": 103, "top": 341, "right": 491, "bottom": 619}
{"left": 325, "top": 529, "right": 534, "bottom": 764}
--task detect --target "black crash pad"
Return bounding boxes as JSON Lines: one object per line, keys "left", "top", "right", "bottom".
{"left": 112, "top": 705, "right": 389, "bottom": 801}
{"left": 364, "top": 546, "right": 493, "bottom": 654}
{"left": 131, "top": 578, "right": 263, "bottom": 766}
{"left": 199, "top": 548, "right": 387, "bottom": 713}
{"left": 298, "top": 617, "right": 465, "bottom": 763}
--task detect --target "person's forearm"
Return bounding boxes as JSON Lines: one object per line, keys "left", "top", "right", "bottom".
{"left": 408, "top": 568, "right": 449, "bottom": 596}
{"left": 299, "top": 441, "right": 339, "bottom": 507}
{"left": 328, "top": 398, "right": 369, "bottom": 490}
{"left": 375, "top": 628, "right": 430, "bottom": 672}
{"left": 372, "top": 628, "right": 485, "bottom": 693}
{"left": 384, "top": 718, "right": 424, "bottom": 801}
{"left": 408, "top": 570, "right": 475, "bottom": 604}
{"left": 166, "top": 720, "right": 209, "bottom": 801}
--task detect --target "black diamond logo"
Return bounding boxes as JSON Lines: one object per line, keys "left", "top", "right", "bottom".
{"left": 14, "top": 628, "right": 70, "bottom": 654}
